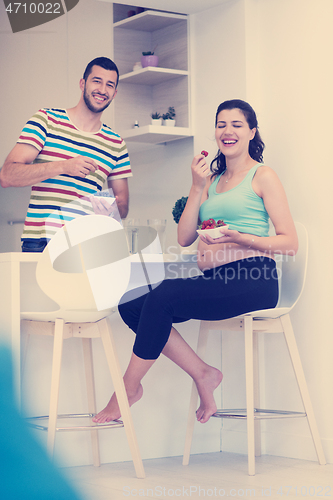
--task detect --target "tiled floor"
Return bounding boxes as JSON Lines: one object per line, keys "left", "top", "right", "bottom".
{"left": 64, "top": 452, "right": 333, "bottom": 500}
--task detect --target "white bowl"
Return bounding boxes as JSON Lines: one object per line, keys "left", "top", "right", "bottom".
{"left": 93, "top": 194, "right": 116, "bottom": 207}
{"left": 196, "top": 224, "right": 229, "bottom": 239}
{"left": 100, "top": 197, "right": 116, "bottom": 207}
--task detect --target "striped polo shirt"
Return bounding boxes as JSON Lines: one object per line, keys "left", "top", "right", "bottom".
{"left": 17, "top": 108, "right": 132, "bottom": 243}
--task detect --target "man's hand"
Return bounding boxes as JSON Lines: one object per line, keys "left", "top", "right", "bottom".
{"left": 90, "top": 195, "right": 114, "bottom": 216}
{"left": 89, "top": 195, "right": 122, "bottom": 222}
{"left": 0, "top": 143, "right": 98, "bottom": 187}
{"left": 62, "top": 156, "right": 98, "bottom": 178}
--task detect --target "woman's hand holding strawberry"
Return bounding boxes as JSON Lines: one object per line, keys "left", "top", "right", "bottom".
{"left": 191, "top": 152, "right": 210, "bottom": 189}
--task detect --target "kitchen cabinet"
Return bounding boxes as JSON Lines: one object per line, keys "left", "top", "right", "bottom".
{"left": 113, "top": 5, "right": 192, "bottom": 144}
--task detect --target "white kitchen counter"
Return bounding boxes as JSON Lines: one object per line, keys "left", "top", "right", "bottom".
{"left": 0, "top": 250, "right": 201, "bottom": 399}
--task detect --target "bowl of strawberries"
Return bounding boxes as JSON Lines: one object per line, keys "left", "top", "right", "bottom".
{"left": 197, "top": 219, "right": 229, "bottom": 239}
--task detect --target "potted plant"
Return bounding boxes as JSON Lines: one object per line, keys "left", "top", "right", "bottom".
{"left": 141, "top": 50, "right": 158, "bottom": 68}
{"left": 172, "top": 196, "right": 188, "bottom": 224}
{"left": 151, "top": 112, "right": 162, "bottom": 126}
{"left": 172, "top": 196, "right": 198, "bottom": 254}
{"left": 162, "top": 106, "right": 176, "bottom": 126}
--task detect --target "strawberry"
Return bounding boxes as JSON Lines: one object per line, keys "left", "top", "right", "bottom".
{"left": 199, "top": 218, "right": 224, "bottom": 230}
{"left": 217, "top": 220, "right": 226, "bottom": 227}
{"left": 201, "top": 150, "right": 208, "bottom": 157}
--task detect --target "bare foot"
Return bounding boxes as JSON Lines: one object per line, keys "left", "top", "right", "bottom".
{"left": 92, "top": 384, "right": 143, "bottom": 423}
{"left": 195, "top": 366, "right": 223, "bottom": 424}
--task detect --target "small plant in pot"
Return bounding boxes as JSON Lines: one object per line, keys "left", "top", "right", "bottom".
{"left": 151, "top": 111, "right": 162, "bottom": 126}
{"left": 141, "top": 50, "right": 159, "bottom": 68}
{"left": 172, "top": 196, "right": 198, "bottom": 253}
{"left": 172, "top": 196, "right": 188, "bottom": 224}
{"left": 162, "top": 106, "right": 176, "bottom": 126}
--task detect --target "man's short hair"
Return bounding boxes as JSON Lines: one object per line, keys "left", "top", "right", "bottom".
{"left": 83, "top": 57, "right": 119, "bottom": 87}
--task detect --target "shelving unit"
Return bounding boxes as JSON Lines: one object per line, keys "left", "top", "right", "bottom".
{"left": 113, "top": 5, "right": 192, "bottom": 145}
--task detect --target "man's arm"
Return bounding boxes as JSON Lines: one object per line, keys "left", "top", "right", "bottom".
{"left": 108, "top": 177, "right": 129, "bottom": 219}
{"left": 0, "top": 143, "right": 98, "bottom": 188}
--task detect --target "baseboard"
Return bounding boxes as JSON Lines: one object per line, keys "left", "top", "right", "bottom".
{"left": 221, "top": 428, "right": 333, "bottom": 464}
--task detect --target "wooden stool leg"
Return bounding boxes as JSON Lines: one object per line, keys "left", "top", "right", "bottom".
{"left": 182, "top": 382, "right": 199, "bottom": 466}
{"left": 98, "top": 318, "right": 145, "bottom": 479}
{"left": 82, "top": 337, "right": 100, "bottom": 467}
{"left": 253, "top": 331, "right": 262, "bottom": 457}
{"left": 47, "top": 318, "right": 64, "bottom": 458}
{"left": 281, "top": 314, "right": 326, "bottom": 465}
{"left": 244, "top": 316, "right": 255, "bottom": 476}
{"left": 183, "top": 321, "right": 210, "bottom": 465}
{"left": 21, "top": 332, "right": 30, "bottom": 379}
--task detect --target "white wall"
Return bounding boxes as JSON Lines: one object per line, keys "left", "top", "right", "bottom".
{"left": 190, "top": 0, "right": 247, "bottom": 156}
{"left": 254, "top": 0, "right": 333, "bottom": 463}
{"left": 1, "top": 0, "right": 332, "bottom": 467}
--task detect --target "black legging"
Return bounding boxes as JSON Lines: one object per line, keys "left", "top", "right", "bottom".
{"left": 118, "top": 257, "right": 279, "bottom": 360}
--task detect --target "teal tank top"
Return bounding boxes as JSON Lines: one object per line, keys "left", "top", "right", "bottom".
{"left": 199, "top": 164, "right": 269, "bottom": 237}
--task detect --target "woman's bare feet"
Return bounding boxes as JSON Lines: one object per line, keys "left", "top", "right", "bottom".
{"left": 92, "top": 383, "right": 143, "bottom": 423}
{"left": 195, "top": 366, "right": 223, "bottom": 423}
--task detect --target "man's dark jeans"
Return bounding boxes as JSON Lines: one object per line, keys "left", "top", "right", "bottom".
{"left": 21, "top": 240, "right": 48, "bottom": 252}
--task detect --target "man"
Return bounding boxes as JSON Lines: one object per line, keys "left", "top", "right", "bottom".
{"left": 0, "top": 57, "right": 131, "bottom": 252}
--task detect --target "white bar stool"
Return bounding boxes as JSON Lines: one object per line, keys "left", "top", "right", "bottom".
{"left": 183, "top": 222, "right": 326, "bottom": 475}
{"left": 20, "top": 215, "right": 145, "bottom": 478}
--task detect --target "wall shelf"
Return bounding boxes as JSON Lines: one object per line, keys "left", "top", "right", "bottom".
{"left": 113, "top": 10, "right": 187, "bottom": 31}
{"left": 119, "top": 67, "right": 188, "bottom": 85}
{"left": 120, "top": 125, "right": 192, "bottom": 144}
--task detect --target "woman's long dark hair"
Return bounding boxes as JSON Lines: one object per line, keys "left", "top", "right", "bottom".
{"left": 210, "top": 99, "right": 265, "bottom": 179}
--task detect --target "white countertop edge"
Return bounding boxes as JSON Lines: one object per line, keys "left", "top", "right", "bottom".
{"left": 130, "top": 252, "right": 198, "bottom": 263}
{"left": 0, "top": 252, "right": 198, "bottom": 263}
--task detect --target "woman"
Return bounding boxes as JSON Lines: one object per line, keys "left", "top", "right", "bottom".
{"left": 93, "top": 99, "right": 298, "bottom": 424}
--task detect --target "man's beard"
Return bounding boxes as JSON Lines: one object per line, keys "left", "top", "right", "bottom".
{"left": 83, "top": 88, "right": 111, "bottom": 114}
